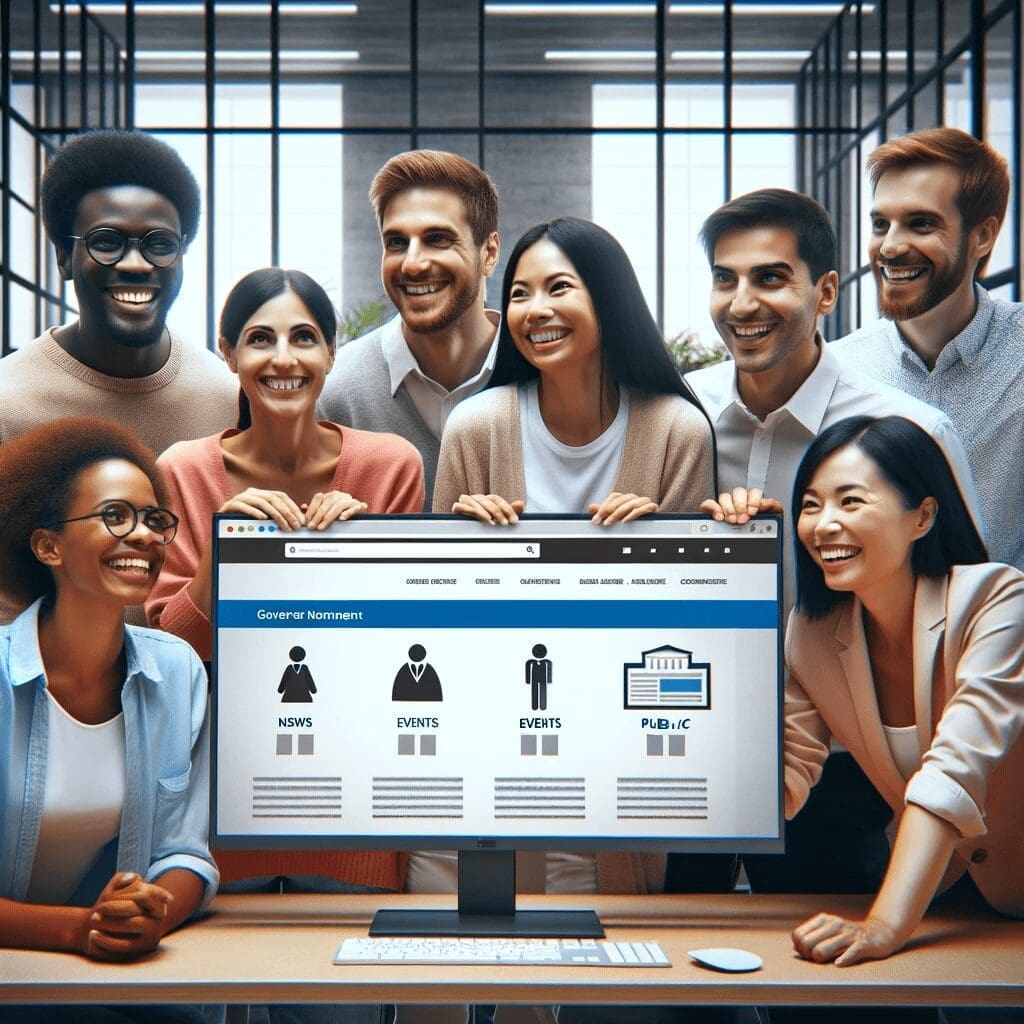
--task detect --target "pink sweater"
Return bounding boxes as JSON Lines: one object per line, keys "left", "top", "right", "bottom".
{"left": 146, "top": 423, "right": 422, "bottom": 889}
{"left": 147, "top": 423, "right": 424, "bottom": 661}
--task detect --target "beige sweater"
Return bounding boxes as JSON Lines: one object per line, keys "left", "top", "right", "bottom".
{"left": 433, "top": 384, "right": 714, "bottom": 514}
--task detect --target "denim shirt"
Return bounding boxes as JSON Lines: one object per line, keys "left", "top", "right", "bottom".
{"left": 0, "top": 599, "right": 218, "bottom": 910}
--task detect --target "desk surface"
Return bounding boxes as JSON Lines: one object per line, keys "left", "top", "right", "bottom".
{"left": 3, "top": 893, "right": 1023, "bottom": 1007}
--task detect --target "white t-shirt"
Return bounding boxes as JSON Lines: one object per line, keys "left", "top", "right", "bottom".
{"left": 26, "top": 690, "right": 126, "bottom": 905}
{"left": 518, "top": 381, "right": 629, "bottom": 514}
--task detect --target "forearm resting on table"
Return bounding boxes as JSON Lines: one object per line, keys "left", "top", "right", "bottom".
{"left": 867, "top": 803, "right": 960, "bottom": 945}
{"left": 0, "top": 896, "right": 90, "bottom": 952}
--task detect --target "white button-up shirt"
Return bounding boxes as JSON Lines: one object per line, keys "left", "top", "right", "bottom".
{"left": 687, "top": 338, "right": 981, "bottom": 615}
{"left": 381, "top": 310, "right": 500, "bottom": 440}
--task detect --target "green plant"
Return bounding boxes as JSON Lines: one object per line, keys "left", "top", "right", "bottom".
{"left": 665, "top": 327, "right": 728, "bottom": 372}
{"left": 338, "top": 297, "right": 389, "bottom": 344}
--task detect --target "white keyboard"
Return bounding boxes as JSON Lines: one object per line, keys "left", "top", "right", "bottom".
{"left": 334, "top": 936, "right": 671, "bottom": 967}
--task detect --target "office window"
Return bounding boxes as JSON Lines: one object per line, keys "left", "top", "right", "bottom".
{"left": 2, "top": 0, "right": 1020, "bottom": 356}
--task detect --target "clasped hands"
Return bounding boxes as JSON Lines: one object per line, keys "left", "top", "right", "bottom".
{"left": 79, "top": 872, "right": 173, "bottom": 960}
{"left": 219, "top": 487, "right": 367, "bottom": 530}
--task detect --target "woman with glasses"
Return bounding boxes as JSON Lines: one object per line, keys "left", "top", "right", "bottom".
{"left": 0, "top": 418, "right": 217, "bottom": 978}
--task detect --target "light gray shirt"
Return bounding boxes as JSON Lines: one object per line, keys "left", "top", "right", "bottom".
{"left": 687, "top": 339, "right": 982, "bottom": 616}
{"left": 830, "top": 286, "right": 1024, "bottom": 572}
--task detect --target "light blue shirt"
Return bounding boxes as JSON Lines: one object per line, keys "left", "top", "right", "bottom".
{"left": 0, "top": 599, "right": 218, "bottom": 908}
{"left": 831, "top": 286, "right": 1024, "bottom": 572}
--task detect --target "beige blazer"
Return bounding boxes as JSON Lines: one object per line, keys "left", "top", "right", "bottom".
{"left": 785, "top": 563, "right": 1024, "bottom": 917}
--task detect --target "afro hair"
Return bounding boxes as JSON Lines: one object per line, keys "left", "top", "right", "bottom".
{"left": 0, "top": 417, "right": 168, "bottom": 607}
{"left": 41, "top": 129, "right": 201, "bottom": 248}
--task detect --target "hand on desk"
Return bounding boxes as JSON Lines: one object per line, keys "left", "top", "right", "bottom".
{"left": 791, "top": 912, "right": 901, "bottom": 967}
{"left": 82, "top": 872, "right": 173, "bottom": 960}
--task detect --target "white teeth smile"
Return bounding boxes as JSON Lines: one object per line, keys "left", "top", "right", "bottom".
{"left": 528, "top": 328, "right": 569, "bottom": 344}
{"left": 881, "top": 266, "right": 924, "bottom": 282}
{"left": 819, "top": 546, "right": 860, "bottom": 562}
{"left": 105, "top": 557, "right": 152, "bottom": 575}
{"left": 109, "top": 289, "right": 156, "bottom": 304}
{"left": 403, "top": 282, "right": 445, "bottom": 296}
{"left": 262, "top": 377, "right": 308, "bottom": 391}
{"left": 731, "top": 324, "right": 773, "bottom": 339}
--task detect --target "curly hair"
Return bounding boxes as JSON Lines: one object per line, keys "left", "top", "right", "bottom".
{"left": 0, "top": 418, "right": 168, "bottom": 606}
{"left": 41, "top": 129, "right": 201, "bottom": 248}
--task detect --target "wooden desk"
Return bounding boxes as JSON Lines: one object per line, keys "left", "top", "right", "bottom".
{"left": 2, "top": 893, "right": 1022, "bottom": 1008}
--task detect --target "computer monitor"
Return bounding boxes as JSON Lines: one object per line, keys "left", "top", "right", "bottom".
{"left": 212, "top": 515, "right": 782, "bottom": 936}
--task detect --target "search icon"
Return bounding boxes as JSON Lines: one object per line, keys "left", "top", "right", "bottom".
{"left": 526, "top": 544, "right": 535, "bottom": 554}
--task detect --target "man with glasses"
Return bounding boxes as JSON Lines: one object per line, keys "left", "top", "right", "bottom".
{"left": 0, "top": 129, "right": 236, "bottom": 457}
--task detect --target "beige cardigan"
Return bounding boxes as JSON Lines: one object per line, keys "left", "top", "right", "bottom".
{"left": 785, "top": 563, "right": 1024, "bottom": 916}
{"left": 433, "top": 384, "right": 714, "bottom": 514}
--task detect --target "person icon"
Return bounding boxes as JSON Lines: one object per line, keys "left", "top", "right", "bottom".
{"left": 391, "top": 644, "right": 443, "bottom": 702}
{"left": 278, "top": 645, "right": 317, "bottom": 703}
{"left": 525, "top": 644, "right": 552, "bottom": 711}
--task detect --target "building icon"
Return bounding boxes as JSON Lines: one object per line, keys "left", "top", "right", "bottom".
{"left": 623, "top": 645, "right": 711, "bottom": 710}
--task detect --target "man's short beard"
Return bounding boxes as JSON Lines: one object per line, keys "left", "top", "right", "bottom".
{"left": 405, "top": 276, "right": 481, "bottom": 336}
{"left": 874, "top": 234, "right": 969, "bottom": 322}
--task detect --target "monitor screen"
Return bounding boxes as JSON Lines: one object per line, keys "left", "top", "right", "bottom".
{"left": 212, "top": 515, "right": 783, "bottom": 858}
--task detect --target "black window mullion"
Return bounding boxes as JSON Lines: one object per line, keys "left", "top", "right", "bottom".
{"left": 205, "top": 0, "right": 216, "bottom": 350}
{"left": 656, "top": 0, "right": 665, "bottom": 331}
{"left": 271, "top": 0, "right": 280, "bottom": 267}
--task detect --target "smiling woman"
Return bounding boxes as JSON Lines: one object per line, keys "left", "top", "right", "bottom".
{"left": 784, "top": 415, "right": 1024, "bottom": 967}
{"left": 0, "top": 417, "right": 217, "bottom": 972}
{"left": 146, "top": 266, "right": 425, "bottom": 666}
{"left": 433, "top": 217, "right": 714, "bottom": 525}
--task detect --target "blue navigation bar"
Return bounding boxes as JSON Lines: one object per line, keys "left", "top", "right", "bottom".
{"left": 217, "top": 600, "right": 778, "bottom": 629}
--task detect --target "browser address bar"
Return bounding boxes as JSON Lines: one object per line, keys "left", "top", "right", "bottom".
{"left": 284, "top": 541, "right": 540, "bottom": 560}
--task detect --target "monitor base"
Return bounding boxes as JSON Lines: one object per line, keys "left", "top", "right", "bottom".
{"left": 369, "top": 908, "right": 604, "bottom": 938}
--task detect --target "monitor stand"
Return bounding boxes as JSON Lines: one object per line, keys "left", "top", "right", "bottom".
{"left": 369, "top": 850, "right": 604, "bottom": 937}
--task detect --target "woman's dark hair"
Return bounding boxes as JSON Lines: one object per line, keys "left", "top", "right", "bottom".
{"left": 219, "top": 267, "right": 338, "bottom": 430}
{"left": 793, "top": 415, "right": 988, "bottom": 619}
{"left": 490, "top": 217, "right": 701, "bottom": 409}
{"left": 0, "top": 417, "right": 167, "bottom": 606}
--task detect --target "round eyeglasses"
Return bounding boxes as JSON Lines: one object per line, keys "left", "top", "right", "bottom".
{"left": 69, "top": 227, "right": 184, "bottom": 268}
{"left": 47, "top": 501, "right": 179, "bottom": 545}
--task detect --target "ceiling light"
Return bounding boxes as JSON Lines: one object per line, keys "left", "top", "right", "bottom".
{"left": 488, "top": 3, "right": 655, "bottom": 13}
{"left": 488, "top": 1, "right": 874, "bottom": 13}
{"left": 672, "top": 49, "right": 811, "bottom": 61}
{"left": 133, "top": 48, "right": 359, "bottom": 60}
{"left": 671, "top": 2, "right": 874, "bottom": 12}
{"left": 545, "top": 49, "right": 657, "bottom": 61}
{"left": 49, "top": 3, "right": 355, "bottom": 15}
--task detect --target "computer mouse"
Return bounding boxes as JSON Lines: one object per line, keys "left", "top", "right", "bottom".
{"left": 687, "top": 947, "right": 764, "bottom": 972}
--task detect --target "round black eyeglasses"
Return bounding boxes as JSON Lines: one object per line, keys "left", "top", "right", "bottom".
{"left": 47, "top": 501, "right": 179, "bottom": 545}
{"left": 69, "top": 227, "right": 184, "bottom": 268}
